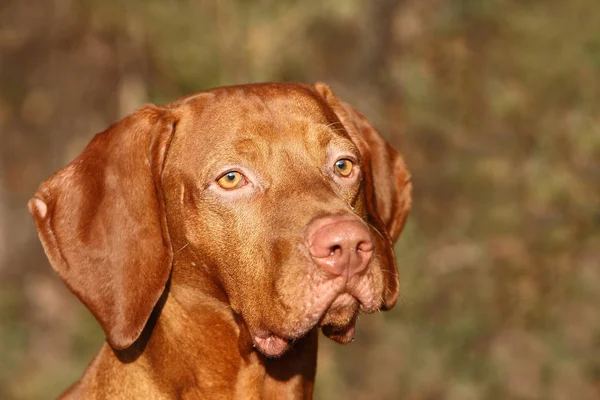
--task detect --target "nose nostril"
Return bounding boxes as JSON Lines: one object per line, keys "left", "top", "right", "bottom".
{"left": 356, "top": 240, "right": 374, "bottom": 253}
{"left": 329, "top": 244, "right": 342, "bottom": 256}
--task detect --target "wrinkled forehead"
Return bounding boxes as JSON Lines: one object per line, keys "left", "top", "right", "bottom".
{"left": 187, "top": 83, "right": 336, "bottom": 131}
{"left": 168, "top": 84, "right": 350, "bottom": 165}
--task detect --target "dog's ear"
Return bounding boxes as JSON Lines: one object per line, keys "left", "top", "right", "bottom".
{"left": 314, "top": 83, "right": 412, "bottom": 308}
{"left": 28, "top": 106, "right": 177, "bottom": 349}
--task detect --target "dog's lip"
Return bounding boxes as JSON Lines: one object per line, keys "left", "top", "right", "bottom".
{"left": 249, "top": 288, "right": 373, "bottom": 357}
{"left": 321, "top": 322, "right": 357, "bottom": 344}
{"left": 252, "top": 332, "right": 290, "bottom": 357}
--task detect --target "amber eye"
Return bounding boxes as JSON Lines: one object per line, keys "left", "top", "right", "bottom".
{"left": 217, "top": 171, "right": 244, "bottom": 189}
{"left": 334, "top": 159, "right": 354, "bottom": 177}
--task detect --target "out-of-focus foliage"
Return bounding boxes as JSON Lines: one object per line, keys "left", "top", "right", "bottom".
{"left": 1, "top": 0, "right": 599, "bottom": 398}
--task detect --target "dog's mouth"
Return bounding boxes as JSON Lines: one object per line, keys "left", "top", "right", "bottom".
{"left": 318, "top": 292, "right": 360, "bottom": 344}
{"left": 251, "top": 292, "right": 362, "bottom": 357}
{"left": 321, "top": 322, "right": 357, "bottom": 344}
{"left": 249, "top": 250, "right": 386, "bottom": 358}
{"left": 252, "top": 333, "right": 291, "bottom": 357}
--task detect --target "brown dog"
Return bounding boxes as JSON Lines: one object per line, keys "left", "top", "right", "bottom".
{"left": 29, "top": 82, "right": 412, "bottom": 399}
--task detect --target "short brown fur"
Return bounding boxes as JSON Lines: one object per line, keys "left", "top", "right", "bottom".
{"left": 29, "top": 82, "right": 412, "bottom": 399}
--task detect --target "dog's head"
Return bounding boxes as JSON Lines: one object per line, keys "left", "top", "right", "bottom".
{"left": 29, "top": 83, "right": 411, "bottom": 356}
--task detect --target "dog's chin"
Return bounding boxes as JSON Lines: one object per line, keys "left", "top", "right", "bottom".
{"left": 319, "top": 293, "right": 360, "bottom": 344}
{"left": 251, "top": 293, "right": 361, "bottom": 357}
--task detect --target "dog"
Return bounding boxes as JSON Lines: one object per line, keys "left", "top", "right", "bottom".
{"left": 29, "top": 82, "right": 412, "bottom": 399}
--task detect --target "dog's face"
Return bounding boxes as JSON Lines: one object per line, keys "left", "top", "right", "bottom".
{"left": 29, "top": 83, "right": 411, "bottom": 356}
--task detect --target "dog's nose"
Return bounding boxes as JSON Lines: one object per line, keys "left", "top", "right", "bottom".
{"left": 308, "top": 217, "right": 374, "bottom": 278}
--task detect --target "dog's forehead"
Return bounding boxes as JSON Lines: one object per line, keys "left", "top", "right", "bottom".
{"left": 168, "top": 84, "right": 348, "bottom": 164}
{"left": 174, "top": 83, "right": 336, "bottom": 126}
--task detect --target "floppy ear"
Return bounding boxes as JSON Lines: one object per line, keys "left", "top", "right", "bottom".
{"left": 28, "top": 105, "right": 177, "bottom": 350}
{"left": 314, "top": 83, "right": 412, "bottom": 308}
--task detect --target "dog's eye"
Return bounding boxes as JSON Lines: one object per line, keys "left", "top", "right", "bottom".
{"left": 334, "top": 159, "right": 354, "bottom": 177}
{"left": 217, "top": 171, "right": 245, "bottom": 189}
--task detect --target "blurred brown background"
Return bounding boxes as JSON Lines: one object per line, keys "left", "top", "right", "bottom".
{"left": 1, "top": 0, "right": 599, "bottom": 399}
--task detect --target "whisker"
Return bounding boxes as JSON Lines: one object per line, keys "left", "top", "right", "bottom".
{"left": 397, "top": 292, "right": 408, "bottom": 307}
{"left": 376, "top": 294, "right": 385, "bottom": 313}
{"left": 325, "top": 121, "right": 344, "bottom": 129}
{"left": 368, "top": 223, "right": 390, "bottom": 245}
{"left": 345, "top": 207, "right": 390, "bottom": 246}
{"left": 175, "top": 242, "right": 190, "bottom": 253}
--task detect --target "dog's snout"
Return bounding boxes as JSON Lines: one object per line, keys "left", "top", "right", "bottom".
{"left": 308, "top": 217, "right": 374, "bottom": 277}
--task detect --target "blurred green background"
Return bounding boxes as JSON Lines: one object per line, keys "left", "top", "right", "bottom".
{"left": 1, "top": 0, "right": 599, "bottom": 399}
